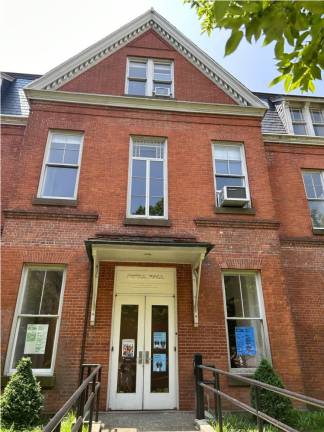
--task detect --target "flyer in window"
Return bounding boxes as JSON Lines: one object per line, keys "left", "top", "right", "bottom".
{"left": 122, "top": 339, "right": 135, "bottom": 358}
{"left": 153, "top": 332, "right": 167, "bottom": 350}
{"left": 235, "top": 326, "right": 256, "bottom": 356}
{"left": 24, "top": 324, "right": 49, "bottom": 355}
{"left": 153, "top": 353, "right": 167, "bottom": 372}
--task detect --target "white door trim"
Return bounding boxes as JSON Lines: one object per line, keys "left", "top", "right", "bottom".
{"left": 106, "top": 266, "right": 178, "bottom": 410}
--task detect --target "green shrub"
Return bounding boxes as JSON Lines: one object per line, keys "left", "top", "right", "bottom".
{"left": 0, "top": 357, "right": 44, "bottom": 430}
{"left": 251, "top": 359, "right": 293, "bottom": 425}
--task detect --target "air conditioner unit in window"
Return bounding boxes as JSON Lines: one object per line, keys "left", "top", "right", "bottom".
{"left": 153, "top": 87, "right": 171, "bottom": 97}
{"left": 219, "top": 186, "right": 249, "bottom": 207}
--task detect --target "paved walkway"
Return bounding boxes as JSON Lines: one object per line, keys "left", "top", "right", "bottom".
{"left": 99, "top": 411, "right": 198, "bottom": 431}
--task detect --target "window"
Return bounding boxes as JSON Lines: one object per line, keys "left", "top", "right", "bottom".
{"left": 222, "top": 272, "right": 270, "bottom": 372}
{"left": 302, "top": 171, "right": 324, "bottom": 229}
{"left": 128, "top": 137, "right": 167, "bottom": 218}
{"left": 213, "top": 143, "right": 250, "bottom": 206}
{"left": 6, "top": 266, "right": 66, "bottom": 375}
{"left": 38, "top": 131, "right": 83, "bottom": 199}
{"left": 310, "top": 110, "right": 324, "bottom": 137}
{"left": 126, "top": 58, "right": 173, "bottom": 97}
{"left": 290, "top": 108, "right": 307, "bottom": 135}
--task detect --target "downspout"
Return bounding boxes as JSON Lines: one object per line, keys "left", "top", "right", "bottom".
{"left": 79, "top": 258, "right": 93, "bottom": 384}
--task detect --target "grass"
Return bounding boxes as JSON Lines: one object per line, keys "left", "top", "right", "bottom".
{"left": 0, "top": 411, "right": 88, "bottom": 432}
{"left": 209, "top": 410, "right": 324, "bottom": 432}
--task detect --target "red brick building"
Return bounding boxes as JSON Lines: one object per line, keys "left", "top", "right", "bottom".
{"left": 1, "top": 10, "right": 324, "bottom": 413}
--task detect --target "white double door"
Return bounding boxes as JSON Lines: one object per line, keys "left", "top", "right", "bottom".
{"left": 109, "top": 295, "right": 177, "bottom": 410}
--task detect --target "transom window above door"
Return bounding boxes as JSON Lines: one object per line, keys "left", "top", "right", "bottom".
{"left": 127, "top": 137, "right": 167, "bottom": 219}
{"left": 126, "top": 58, "right": 173, "bottom": 97}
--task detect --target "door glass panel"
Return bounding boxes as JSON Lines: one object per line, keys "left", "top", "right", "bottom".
{"left": 117, "top": 305, "right": 138, "bottom": 393}
{"left": 151, "top": 305, "right": 169, "bottom": 393}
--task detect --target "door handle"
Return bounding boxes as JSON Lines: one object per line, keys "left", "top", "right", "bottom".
{"left": 138, "top": 350, "right": 143, "bottom": 364}
{"left": 145, "top": 351, "right": 150, "bottom": 364}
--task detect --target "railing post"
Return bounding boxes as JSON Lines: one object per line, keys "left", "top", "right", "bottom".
{"left": 194, "top": 353, "right": 204, "bottom": 420}
{"left": 255, "top": 386, "right": 264, "bottom": 432}
{"left": 95, "top": 367, "right": 102, "bottom": 422}
{"left": 214, "top": 372, "right": 223, "bottom": 432}
{"left": 88, "top": 372, "right": 96, "bottom": 432}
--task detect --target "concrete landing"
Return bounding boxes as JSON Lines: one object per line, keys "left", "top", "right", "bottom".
{"left": 99, "top": 411, "right": 199, "bottom": 432}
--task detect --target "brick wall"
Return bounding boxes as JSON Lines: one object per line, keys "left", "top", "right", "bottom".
{"left": 1, "top": 124, "right": 25, "bottom": 221}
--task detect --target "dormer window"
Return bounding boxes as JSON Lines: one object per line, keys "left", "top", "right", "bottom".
{"left": 287, "top": 104, "right": 324, "bottom": 137}
{"left": 126, "top": 58, "right": 173, "bottom": 98}
{"left": 290, "top": 108, "right": 307, "bottom": 135}
{"left": 310, "top": 109, "right": 324, "bottom": 136}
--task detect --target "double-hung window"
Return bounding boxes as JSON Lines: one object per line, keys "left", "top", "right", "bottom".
{"left": 38, "top": 131, "right": 83, "bottom": 199}
{"left": 126, "top": 58, "right": 173, "bottom": 97}
{"left": 222, "top": 272, "right": 270, "bottom": 372}
{"left": 310, "top": 109, "right": 324, "bottom": 137}
{"left": 213, "top": 143, "right": 250, "bottom": 206}
{"left": 6, "top": 266, "right": 66, "bottom": 375}
{"left": 128, "top": 137, "right": 167, "bottom": 218}
{"left": 302, "top": 171, "right": 324, "bottom": 229}
{"left": 290, "top": 108, "right": 307, "bottom": 135}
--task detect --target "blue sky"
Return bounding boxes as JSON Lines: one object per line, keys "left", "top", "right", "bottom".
{"left": 1, "top": 0, "right": 323, "bottom": 96}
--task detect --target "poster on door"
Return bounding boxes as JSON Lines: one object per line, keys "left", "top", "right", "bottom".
{"left": 153, "top": 353, "right": 167, "bottom": 372}
{"left": 122, "top": 339, "right": 135, "bottom": 358}
{"left": 24, "top": 324, "right": 49, "bottom": 355}
{"left": 153, "top": 332, "right": 167, "bottom": 350}
{"left": 235, "top": 326, "right": 256, "bottom": 356}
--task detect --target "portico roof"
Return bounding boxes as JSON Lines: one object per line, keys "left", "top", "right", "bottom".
{"left": 85, "top": 235, "right": 214, "bottom": 327}
{"left": 85, "top": 235, "right": 213, "bottom": 266}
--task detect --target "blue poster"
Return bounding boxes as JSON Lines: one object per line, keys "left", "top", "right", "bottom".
{"left": 153, "top": 353, "right": 167, "bottom": 372}
{"left": 153, "top": 332, "right": 167, "bottom": 349}
{"left": 235, "top": 326, "right": 256, "bottom": 356}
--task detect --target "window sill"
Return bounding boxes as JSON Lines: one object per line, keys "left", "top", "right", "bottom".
{"left": 124, "top": 218, "right": 171, "bottom": 227}
{"left": 215, "top": 207, "right": 256, "bottom": 215}
{"left": 123, "top": 93, "right": 174, "bottom": 100}
{"left": 313, "top": 228, "right": 324, "bottom": 235}
{"left": 32, "top": 197, "right": 78, "bottom": 207}
{"left": 1, "top": 374, "right": 56, "bottom": 389}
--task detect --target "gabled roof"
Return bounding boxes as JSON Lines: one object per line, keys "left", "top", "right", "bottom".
{"left": 26, "top": 9, "right": 264, "bottom": 108}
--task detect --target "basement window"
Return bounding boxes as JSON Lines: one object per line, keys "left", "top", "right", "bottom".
{"left": 126, "top": 58, "right": 173, "bottom": 98}
{"left": 222, "top": 272, "right": 271, "bottom": 373}
{"left": 302, "top": 171, "right": 324, "bottom": 229}
{"left": 38, "top": 131, "right": 84, "bottom": 200}
{"left": 6, "top": 266, "right": 66, "bottom": 376}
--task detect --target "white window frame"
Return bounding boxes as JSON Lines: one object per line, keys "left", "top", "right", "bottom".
{"left": 125, "top": 58, "right": 174, "bottom": 98}
{"left": 5, "top": 265, "right": 67, "bottom": 376}
{"left": 289, "top": 107, "right": 308, "bottom": 135}
{"left": 310, "top": 108, "right": 324, "bottom": 137}
{"left": 302, "top": 170, "right": 324, "bottom": 230}
{"left": 212, "top": 142, "right": 251, "bottom": 207}
{"left": 287, "top": 103, "right": 324, "bottom": 136}
{"left": 221, "top": 270, "right": 271, "bottom": 374}
{"left": 127, "top": 136, "right": 168, "bottom": 219}
{"left": 37, "top": 130, "right": 84, "bottom": 200}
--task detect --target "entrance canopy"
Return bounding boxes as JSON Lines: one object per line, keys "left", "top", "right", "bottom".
{"left": 85, "top": 236, "right": 214, "bottom": 327}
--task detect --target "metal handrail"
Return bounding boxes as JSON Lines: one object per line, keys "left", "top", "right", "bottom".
{"left": 43, "top": 364, "right": 102, "bottom": 432}
{"left": 200, "top": 364, "right": 324, "bottom": 409}
{"left": 194, "top": 354, "right": 324, "bottom": 432}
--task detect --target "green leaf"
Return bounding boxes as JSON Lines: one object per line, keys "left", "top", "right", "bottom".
{"left": 212, "top": 0, "right": 229, "bottom": 21}
{"left": 274, "top": 39, "right": 284, "bottom": 57}
{"left": 225, "top": 30, "right": 243, "bottom": 55}
{"left": 269, "top": 74, "right": 285, "bottom": 87}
